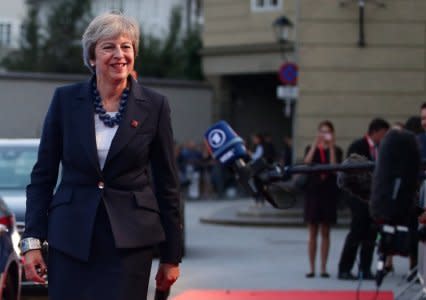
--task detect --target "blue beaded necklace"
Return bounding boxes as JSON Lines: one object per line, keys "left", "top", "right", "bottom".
{"left": 92, "top": 78, "right": 129, "bottom": 128}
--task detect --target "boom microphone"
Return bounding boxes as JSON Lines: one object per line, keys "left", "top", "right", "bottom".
{"left": 370, "top": 129, "right": 421, "bottom": 224}
{"left": 204, "top": 121, "right": 286, "bottom": 208}
{"left": 204, "top": 121, "right": 375, "bottom": 209}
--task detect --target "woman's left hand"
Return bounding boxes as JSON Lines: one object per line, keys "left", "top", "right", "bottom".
{"left": 155, "top": 263, "right": 180, "bottom": 291}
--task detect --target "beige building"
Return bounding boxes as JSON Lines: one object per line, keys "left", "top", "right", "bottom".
{"left": 202, "top": 0, "right": 426, "bottom": 160}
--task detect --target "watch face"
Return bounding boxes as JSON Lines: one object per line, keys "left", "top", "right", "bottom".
{"left": 19, "top": 238, "right": 41, "bottom": 254}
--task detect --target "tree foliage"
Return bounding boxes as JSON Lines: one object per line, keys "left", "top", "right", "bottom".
{"left": 2, "top": 0, "right": 92, "bottom": 73}
{"left": 135, "top": 6, "right": 203, "bottom": 80}
{"left": 2, "top": 2, "right": 203, "bottom": 80}
{"left": 2, "top": 4, "right": 40, "bottom": 71}
{"left": 38, "top": 0, "right": 92, "bottom": 73}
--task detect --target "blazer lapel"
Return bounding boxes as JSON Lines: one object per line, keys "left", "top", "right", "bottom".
{"left": 73, "top": 80, "right": 102, "bottom": 176}
{"left": 104, "top": 77, "right": 151, "bottom": 167}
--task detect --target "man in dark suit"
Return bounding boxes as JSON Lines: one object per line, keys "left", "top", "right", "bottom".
{"left": 338, "top": 118, "right": 390, "bottom": 280}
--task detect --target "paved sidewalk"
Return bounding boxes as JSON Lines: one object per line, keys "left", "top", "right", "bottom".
{"left": 22, "top": 198, "right": 424, "bottom": 300}
{"left": 160, "top": 198, "right": 423, "bottom": 300}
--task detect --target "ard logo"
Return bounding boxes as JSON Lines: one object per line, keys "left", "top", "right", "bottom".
{"left": 208, "top": 129, "right": 226, "bottom": 148}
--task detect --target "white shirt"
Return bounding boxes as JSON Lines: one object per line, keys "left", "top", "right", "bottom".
{"left": 94, "top": 113, "right": 118, "bottom": 169}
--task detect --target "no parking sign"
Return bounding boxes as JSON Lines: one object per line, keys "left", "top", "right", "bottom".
{"left": 278, "top": 62, "right": 298, "bottom": 86}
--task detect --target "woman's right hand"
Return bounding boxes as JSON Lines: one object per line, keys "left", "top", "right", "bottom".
{"left": 313, "top": 134, "right": 321, "bottom": 147}
{"left": 23, "top": 249, "right": 47, "bottom": 284}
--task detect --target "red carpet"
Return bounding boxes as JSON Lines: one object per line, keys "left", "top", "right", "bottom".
{"left": 172, "top": 290, "right": 393, "bottom": 300}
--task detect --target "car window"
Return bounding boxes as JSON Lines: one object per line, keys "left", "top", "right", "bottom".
{"left": 0, "top": 146, "right": 37, "bottom": 189}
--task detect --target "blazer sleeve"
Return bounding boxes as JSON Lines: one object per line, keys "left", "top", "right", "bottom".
{"left": 149, "top": 96, "right": 182, "bottom": 264}
{"left": 23, "top": 89, "right": 62, "bottom": 241}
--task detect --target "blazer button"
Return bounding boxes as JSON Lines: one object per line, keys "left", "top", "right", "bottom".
{"left": 98, "top": 181, "right": 105, "bottom": 189}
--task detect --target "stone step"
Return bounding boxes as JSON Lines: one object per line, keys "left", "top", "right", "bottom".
{"left": 200, "top": 203, "right": 351, "bottom": 228}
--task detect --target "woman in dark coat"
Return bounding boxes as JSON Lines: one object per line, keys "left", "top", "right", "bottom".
{"left": 303, "top": 120, "right": 342, "bottom": 278}
{"left": 20, "top": 12, "right": 182, "bottom": 300}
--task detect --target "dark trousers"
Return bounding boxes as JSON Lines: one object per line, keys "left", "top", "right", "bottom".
{"left": 48, "top": 201, "right": 153, "bottom": 300}
{"left": 338, "top": 197, "right": 377, "bottom": 274}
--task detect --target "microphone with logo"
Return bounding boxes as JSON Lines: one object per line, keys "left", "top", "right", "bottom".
{"left": 204, "top": 120, "right": 289, "bottom": 208}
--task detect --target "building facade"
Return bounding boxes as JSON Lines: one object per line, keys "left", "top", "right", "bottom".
{"left": 0, "top": 0, "right": 26, "bottom": 52}
{"left": 202, "top": 0, "right": 426, "bottom": 160}
{"left": 202, "top": 0, "right": 296, "bottom": 157}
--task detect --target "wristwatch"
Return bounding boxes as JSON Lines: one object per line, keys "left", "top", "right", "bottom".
{"left": 19, "top": 237, "right": 42, "bottom": 255}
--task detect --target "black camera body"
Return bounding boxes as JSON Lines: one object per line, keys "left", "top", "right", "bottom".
{"left": 378, "top": 225, "right": 411, "bottom": 257}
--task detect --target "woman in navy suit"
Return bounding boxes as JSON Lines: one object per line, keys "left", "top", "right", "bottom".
{"left": 20, "top": 12, "right": 182, "bottom": 300}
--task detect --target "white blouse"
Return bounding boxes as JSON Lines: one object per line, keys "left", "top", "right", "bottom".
{"left": 94, "top": 112, "right": 118, "bottom": 169}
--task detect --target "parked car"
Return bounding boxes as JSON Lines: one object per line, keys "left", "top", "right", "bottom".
{"left": 0, "top": 197, "right": 21, "bottom": 300}
{"left": 0, "top": 138, "right": 185, "bottom": 291}
{"left": 0, "top": 139, "right": 46, "bottom": 292}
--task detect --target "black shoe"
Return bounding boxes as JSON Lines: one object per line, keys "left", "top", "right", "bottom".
{"left": 305, "top": 272, "right": 315, "bottom": 278}
{"left": 338, "top": 272, "right": 357, "bottom": 280}
{"left": 361, "top": 272, "right": 375, "bottom": 280}
{"left": 320, "top": 272, "right": 330, "bottom": 278}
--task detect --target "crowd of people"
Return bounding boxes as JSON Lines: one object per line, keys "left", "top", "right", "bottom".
{"left": 176, "top": 104, "right": 426, "bottom": 282}
{"left": 301, "top": 106, "right": 426, "bottom": 282}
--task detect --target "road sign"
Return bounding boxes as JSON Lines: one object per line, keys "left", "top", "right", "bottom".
{"left": 277, "top": 86, "right": 299, "bottom": 100}
{"left": 278, "top": 62, "right": 298, "bottom": 85}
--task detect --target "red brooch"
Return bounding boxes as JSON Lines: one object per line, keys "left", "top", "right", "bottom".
{"left": 131, "top": 120, "right": 139, "bottom": 128}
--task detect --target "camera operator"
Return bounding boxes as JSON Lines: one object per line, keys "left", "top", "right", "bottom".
{"left": 337, "top": 118, "right": 390, "bottom": 280}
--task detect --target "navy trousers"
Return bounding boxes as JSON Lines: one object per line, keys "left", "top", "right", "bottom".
{"left": 48, "top": 201, "right": 153, "bottom": 300}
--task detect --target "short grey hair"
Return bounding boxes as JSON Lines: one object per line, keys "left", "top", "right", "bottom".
{"left": 82, "top": 12, "right": 140, "bottom": 73}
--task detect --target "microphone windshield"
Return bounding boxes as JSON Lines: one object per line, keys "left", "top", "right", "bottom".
{"left": 204, "top": 120, "right": 248, "bottom": 165}
{"left": 370, "top": 129, "right": 421, "bottom": 224}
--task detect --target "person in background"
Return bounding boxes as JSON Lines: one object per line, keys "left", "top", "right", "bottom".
{"left": 250, "top": 133, "right": 265, "bottom": 161}
{"left": 418, "top": 103, "right": 426, "bottom": 158}
{"left": 280, "top": 136, "right": 293, "bottom": 168}
{"left": 263, "top": 133, "right": 277, "bottom": 164}
{"left": 20, "top": 12, "right": 182, "bottom": 300}
{"left": 179, "top": 140, "right": 203, "bottom": 200}
{"left": 338, "top": 118, "right": 390, "bottom": 280}
{"left": 303, "top": 120, "right": 343, "bottom": 278}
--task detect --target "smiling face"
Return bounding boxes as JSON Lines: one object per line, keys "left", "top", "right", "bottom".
{"left": 90, "top": 35, "right": 135, "bottom": 84}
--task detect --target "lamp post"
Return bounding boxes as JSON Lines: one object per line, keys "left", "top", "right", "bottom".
{"left": 273, "top": 15, "right": 297, "bottom": 118}
{"left": 272, "top": 16, "right": 294, "bottom": 60}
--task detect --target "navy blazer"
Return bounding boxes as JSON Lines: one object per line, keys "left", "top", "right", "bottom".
{"left": 23, "top": 77, "right": 182, "bottom": 264}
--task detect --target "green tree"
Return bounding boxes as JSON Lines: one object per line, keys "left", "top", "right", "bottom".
{"left": 136, "top": 6, "right": 203, "bottom": 80}
{"left": 39, "top": 0, "right": 92, "bottom": 73}
{"left": 2, "top": 3, "right": 41, "bottom": 71}
{"left": 181, "top": 26, "right": 203, "bottom": 80}
{"left": 3, "top": 2, "right": 203, "bottom": 79}
{"left": 2, "top": 0, "right": 92, "bottom": 73}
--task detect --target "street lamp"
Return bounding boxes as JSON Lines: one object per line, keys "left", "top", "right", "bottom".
{"left": 339, "top": 0, "right": 386, "bottom": 48}
{"left": 272, "top": 16, "right": 293, "bottom": 59}
{"left": 273, "top": 15, "right": 297, "bottom": 117}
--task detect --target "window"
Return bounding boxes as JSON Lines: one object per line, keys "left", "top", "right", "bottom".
{"left": 0, "top": 22, "right": 12, "bottom": 46}
{"left": 251, "top": 0, "right": 282, "bottom": 12}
